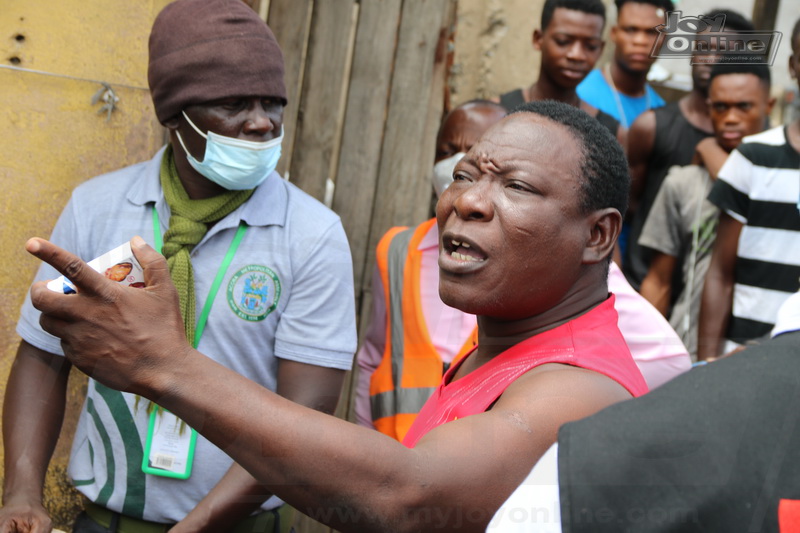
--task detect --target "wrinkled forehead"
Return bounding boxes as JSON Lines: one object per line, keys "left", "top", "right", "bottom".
{"left": 463, "top": 113, "right": 584, "bottom": 179}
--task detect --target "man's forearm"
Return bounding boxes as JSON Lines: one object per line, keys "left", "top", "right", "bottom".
{"left": 697, "top": 214, "right": 741, "bottom": 361}
{"left": 2, "top": 342, "right": 70, "bottom": 502}
{"left": 170, "top": 464, "right": 274, "bottom": 532}
{"left": 640, "top": 273, "right": 671, "bottom": 317}
{"left": 697, "top": 275, "right": 732, "bottom": 361}
{"left": 155, "top": 351, "right": 417, "bottom": 532}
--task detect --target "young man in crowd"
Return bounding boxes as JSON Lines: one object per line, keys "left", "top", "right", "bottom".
{"left": 577, "top": 0, "right": 672, "bottom": 128}
{"left": 497, "top": 0, "right": 626, "bottom": 144}
{"left": 698, "top": 20, "right": 800, "bottom": 361}
{"left": 638, "top": 62, "right": 774, "bottom": 358}
{"left": 26, "top": 101, "right": 648, "bottom": 532}
{"left": 1, "top": 1, "right": 356, "bottom": 531}
{"left": 624, "top": 10, "right": 754, "bottom": 292}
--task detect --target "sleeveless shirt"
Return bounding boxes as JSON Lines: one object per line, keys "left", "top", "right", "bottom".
{"left": 402, "top": 296, "right": 648, "bottom": 448}
{"left": 624, "top": 101, "right": 712, "bottom": 290}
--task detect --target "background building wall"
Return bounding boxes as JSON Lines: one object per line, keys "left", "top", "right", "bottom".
{"left": 449, "top": 0, "right": 603, "bottom": 105}
{"left": 0, "top": 0, "right": 171, "bottom": 526}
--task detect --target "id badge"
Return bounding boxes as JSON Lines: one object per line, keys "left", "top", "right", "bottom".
{"left": 142, "top": 409, "right": 197, "bottom": 479}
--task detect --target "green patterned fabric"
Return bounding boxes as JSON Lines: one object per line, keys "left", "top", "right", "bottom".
{"left": 158, "top": 145, "right": 254, "bottom": 343}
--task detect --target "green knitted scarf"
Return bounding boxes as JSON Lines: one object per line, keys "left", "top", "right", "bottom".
{"left": 159, "top": 145, "right": 254, "bottom": 344}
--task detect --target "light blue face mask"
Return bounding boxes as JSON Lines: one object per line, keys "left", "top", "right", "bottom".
{"left": 175, "top": 111, "right": 283, "bottom": 191}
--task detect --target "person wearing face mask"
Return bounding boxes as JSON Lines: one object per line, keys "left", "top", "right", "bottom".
{"left": 353, "top": 99, "right": 506, "bottom": 441}
{"left": 1, "top": 1, "right": 356, "bottom": 532}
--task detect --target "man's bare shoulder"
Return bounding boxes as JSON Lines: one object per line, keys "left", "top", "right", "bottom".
{"left": 629, "top": 108, "right": 657, "bottom": 136}
{"left": 494, "top": 363, "right": 633, "bottom": 427}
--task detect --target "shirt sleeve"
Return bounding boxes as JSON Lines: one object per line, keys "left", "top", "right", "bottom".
{"left": 273, "top": 219, "right": 357, "bottom": 370}
{"left": 16, "top": 195, "right": 85, "bottom": 356}
{"left": 707, "top": 149, "right": 752, "bottom": 224}
{"left": 353, "top": 266, "right": 388, "bottom": 428}
{"left": 638, "top": 166, "right": 686, "bottom": 257}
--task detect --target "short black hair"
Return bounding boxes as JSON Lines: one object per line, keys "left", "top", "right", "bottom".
{"left": 509, "top": 100, "right": 629, "bottom": 219}
{"left": 792, "top": 17, "right": 800, "bottom": 50}
{"left": 700, "top": 9, "right": 754, "bottom": 32}
{"left": 541, "top": 0, "right": 606, "bottom": 31}
{"left": 709, "top": 62, "right": 771, "bottom": 89}
{"left": 614, "top": 0, "right": 674, "bottom": 14}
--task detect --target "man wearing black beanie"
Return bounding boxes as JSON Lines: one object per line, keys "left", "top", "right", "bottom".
{"left": 1, "top": 1, "right": 356, "bottom": 532}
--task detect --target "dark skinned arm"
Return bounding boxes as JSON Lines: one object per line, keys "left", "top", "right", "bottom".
{"left": 697, "top": 213, "right": 742, "bottom": 361}
{"left": 169, "top": 361, "right": 344, "bottom": 532}
{"left": 692, "top": 137, "right": 730, "bottom": 180}
{"left": 26, "top": 237, "right": 633, "bottom": 533}
{"left": 626, "top": 110, "right": 656, "bottom": 219}
{"left": 639, "top": 252, "right": 677, "bottom": 317}
{"left": 616, "top": 123, "right": 628, "bottom": 156}
{"left": 0, "top": 341, "right": 71, "bottom": 533}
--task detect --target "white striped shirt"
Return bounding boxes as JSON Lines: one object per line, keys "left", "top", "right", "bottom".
{"left": 708, "top": 126, "right": 800, "bottom": 342}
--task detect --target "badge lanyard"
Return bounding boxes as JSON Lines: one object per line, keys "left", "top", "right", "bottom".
{"left": 142, "top": 206, "right": 248, "bottom": 479}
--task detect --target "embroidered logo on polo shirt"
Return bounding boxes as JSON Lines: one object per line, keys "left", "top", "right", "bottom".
{"left": 227, "top": 265, "right": 281, "bottom": 321}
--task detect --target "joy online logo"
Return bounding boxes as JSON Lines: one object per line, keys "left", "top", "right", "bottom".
{"left": 651, "top": 11, "right": 782, "bottom": 65}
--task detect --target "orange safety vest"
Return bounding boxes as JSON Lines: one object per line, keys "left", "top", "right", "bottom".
{"left": 369, "top": 218, "right": 478, "bottom": 441}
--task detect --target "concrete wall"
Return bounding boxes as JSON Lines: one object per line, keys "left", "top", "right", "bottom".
{"left": 449, "top": 0, "right": 545, "bottom": 104}
{"left": 0, "top": 1, "right": 170, "bottom": 527}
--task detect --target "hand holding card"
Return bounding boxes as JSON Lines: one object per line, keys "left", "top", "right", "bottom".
{"left": 47, "top": 242, "right": 145, "bottom": 294}
{"left": 27, "top": 236, "right": 190, "bottom": 398}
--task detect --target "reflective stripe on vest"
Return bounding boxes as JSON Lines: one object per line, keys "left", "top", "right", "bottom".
{"left": 369, "top": 219, "right": 477, "bottom": 441}
{"left": 387, "top": 226, "right": 417, "bottom": 390}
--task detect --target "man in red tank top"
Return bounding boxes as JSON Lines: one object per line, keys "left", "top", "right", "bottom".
{"left": 28, "top": 101, "right": 645, "bottom": 532}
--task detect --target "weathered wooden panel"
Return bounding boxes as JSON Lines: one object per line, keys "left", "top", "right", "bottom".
{"left": 282, "top": 0, "right": 357, "bottom": 200}
{"left": 362, "top": 0, "right": 452, "bottom": 296}
{"left": 267, "top": 0, "right": 314, "bottom": 177}
{"left": 288, "top": 0, "right": 358, "bottom": 200}
{"left": 332, "top": 0, "right": 404, "bottom": 306}
{"left": 421, "top": 0, "right": 458, "bottom": 194}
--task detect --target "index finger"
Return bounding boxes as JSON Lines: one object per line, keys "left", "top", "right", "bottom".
{"left": 25, "top": 238, "right": 112, "bottom": 297}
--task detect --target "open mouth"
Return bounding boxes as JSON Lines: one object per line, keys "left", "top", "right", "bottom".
{"left": 443, "top": 234, "right": 487, "bottom": 263}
